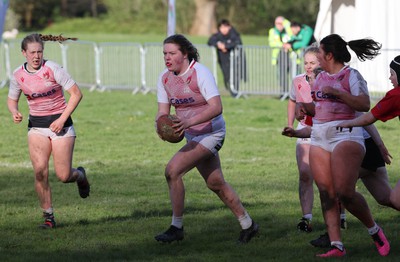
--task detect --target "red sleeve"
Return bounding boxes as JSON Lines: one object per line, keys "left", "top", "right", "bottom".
{"left": 371, "top": 89, "right": 400, "bottom": 122}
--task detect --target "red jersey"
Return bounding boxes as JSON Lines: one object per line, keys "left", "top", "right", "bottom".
{"left": 371, "top": 87, "right": 400, "bottom": 122}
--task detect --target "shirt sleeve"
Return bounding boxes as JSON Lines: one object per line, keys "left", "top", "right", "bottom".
{"left": 157, "top": 70, "right": 169, "bottom": 104}
{"left": 349, "top": 69, "right": 369, "bottom": 96}
{"left": 371, "top": 90, "right": 400, "bottom": 122}
{"left": 293, "top": 75, "right": 313, "bottom": 103}
{"left": 46, "top": 61, "right": 76, "bottom": 90}
{"left": 289, "top": 82, "right": 296, "bottom": 101}
{"left": 195, "top": 63, "right": 220, "bottom": 101}
{"left": 8, "top": 74, "right": 22, "bottom": 101}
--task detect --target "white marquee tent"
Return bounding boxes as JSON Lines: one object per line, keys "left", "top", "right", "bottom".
{"left": 314, "top": 0, "right": 400, "bottom": 94}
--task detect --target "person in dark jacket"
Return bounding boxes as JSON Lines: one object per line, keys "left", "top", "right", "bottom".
{"left": 208, "top": 19, "right": 246, "bottom": 97}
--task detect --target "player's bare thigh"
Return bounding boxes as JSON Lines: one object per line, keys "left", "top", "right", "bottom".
{"left": 167, "top": 141, "right": 214, "bottom": 177}
{"left": 52, "top": 136, "right": 76, "bottom": 180}
{"left": 28, "top": 134, "right": 52, "bottom": 172}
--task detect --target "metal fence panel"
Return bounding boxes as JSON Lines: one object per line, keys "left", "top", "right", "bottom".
{"left": 142, "top": 43, "right": 165, "bottom": 94}
{"left": 63, "top": 40, "right": 97, "bottom": 89}
{"left": 231, "top": 45, "right": 298, "bottom": 98}
{"left": 1, "top": 38, "right": 398, "bottom": 100}
{"left": 96, "top": 42, "right": 142, "bottom": 92}
{"left": 0, "top": 42, "right": 6, "bottom": 87}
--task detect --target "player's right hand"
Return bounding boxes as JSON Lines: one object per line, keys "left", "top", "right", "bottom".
{"left": 12, "top": 111, "right": 23, "bottom": 123}
{"left": 282, "top": 127, "right": 296, "bottom": 137}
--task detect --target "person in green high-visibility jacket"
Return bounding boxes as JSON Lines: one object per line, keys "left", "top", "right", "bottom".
{"left": 268, "top": 16, "right": 293, "bottom": 95}
{"left": 285, "top": 22, "right": 314, "bottom": 52}
{"left": 268, "top": 16, "right": 292, "bottom": 65}
{"left": 284, "top": 21, "right": 316, "bottom": 74}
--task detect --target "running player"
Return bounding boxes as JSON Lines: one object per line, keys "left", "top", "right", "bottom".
{"left": 154, "top": 34, "right": 258, "bottom": 244}
{"left": 7, "top": 33, "right": 90, "bottom": 229}
{"left": 296, "top": 34, "right": 389, "bottom": 258}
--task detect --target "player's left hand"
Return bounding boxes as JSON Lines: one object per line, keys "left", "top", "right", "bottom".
{"left": 50, "top": 119, "right": 65, "bottom": 134}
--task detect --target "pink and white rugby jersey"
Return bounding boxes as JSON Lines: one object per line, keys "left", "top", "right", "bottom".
{"left": 8, "top": 60, "right": 76, "bottom": 116}
{"left": 312, "top": 66, "right": 369, "bottom": 122}
{"left": 290, "top": 74, "right": 313, "bottom": 126}
{"left": 157, "top": 61, "right": 225, "bottom": 136}
{"left": 291, "top": 74, "right": 313, "bottom": 104}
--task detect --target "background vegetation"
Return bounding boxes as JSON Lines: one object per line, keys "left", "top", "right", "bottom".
{"left": 6, "top": 0, "right": 320, "bottom": 35}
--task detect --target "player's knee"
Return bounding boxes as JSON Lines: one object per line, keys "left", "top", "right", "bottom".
{"left": 34, "top": 167, "right": 48, "bottom": 182}
{"left": 374, "top": 196, "right": 391, "bottom": 207}
{"left": 206, "top": 180, "right": 225, "bottom": 192}
{"left": 164, "top": 163, "right": 180, "bottom": 181}
{"left": 389, "top": 195, "right": 400, "bottom": 211}
{"left": 337, "top": 191, "right": 357, "bottom": 207}
{"left": 319, "top": 190, "right": 337, "bottom": 211}
{"left": 299, "top": 170, "right": 313, "bottom": 184}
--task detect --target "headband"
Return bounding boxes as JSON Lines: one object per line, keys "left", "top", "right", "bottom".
{"left": 390, "top": 56, "right": 400, "bottom": 86}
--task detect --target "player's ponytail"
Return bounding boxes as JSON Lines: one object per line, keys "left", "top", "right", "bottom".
{"left": 21, "top": 33, "right": 78, "bottom": 51}
{"left": 39, "top": 34, "right": 78, "bottom": 43}
{"left": 320, "top": 34, "right": 381, "bottom": 63}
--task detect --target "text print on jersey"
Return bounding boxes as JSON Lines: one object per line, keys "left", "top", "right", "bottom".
{"left": 24, "top": 88, "right": 57, "bottom": 100}
{"left": 170, "top": 97, "right": 195, "bottom": 105}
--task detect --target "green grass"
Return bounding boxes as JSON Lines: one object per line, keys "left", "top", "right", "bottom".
{"left": 0, "top": 87, "right": 400, "bottom": 261}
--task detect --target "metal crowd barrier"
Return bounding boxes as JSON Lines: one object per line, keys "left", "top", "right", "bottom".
{"left": 0, "top": 39, "right": 396, "bottom": 99}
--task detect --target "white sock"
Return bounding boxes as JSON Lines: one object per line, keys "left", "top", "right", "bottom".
{"left": 331, "top": 241, "right": 344, "bottom": 251}
{"left": 238, "top": 211, "right": 252, "bottom": 230}
{"left": 43, "top": 207, "right": 53, "bottom": 214}
{"left": 368, "top": 223, "right": 380, "bottom": 235}
{"left": 340, "top": 213, "right": 346, "bottom": 220}
{"left": 303, "top": 214, "right": 312, "bottom": 220}
{"left": 171, "top": 215, "right": 183, "bottom": 229}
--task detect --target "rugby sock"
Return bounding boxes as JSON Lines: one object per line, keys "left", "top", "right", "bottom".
{"left": 340, "top": 213, "right": 346, "bottom": 220}
{"left": 367, "top": 223, "right": 380, "bottom": 235}
{"left": 171, "top": 215, "right": 183, "bottom": 229}
{"left": 331, "top": 241, "right": 344, "bottom": 251}
{"left": 238, "top": 211, "right": 252, "bottom": 230}
{"left": 303, "top": 214, "right": 312, "bottom": 221}
{"left": 44, "top": 207, "right": 53, "bottom": 214}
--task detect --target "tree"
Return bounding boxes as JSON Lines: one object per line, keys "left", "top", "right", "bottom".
{"left": 11, "top": 0, "right": 59, "bottom": 30}
{"left": 189, "top": 0, "right": 217, "bottom": 36}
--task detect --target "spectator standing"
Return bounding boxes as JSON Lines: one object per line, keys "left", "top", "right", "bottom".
{"left": 208, "top": 19, "right": 246, "bottom": 97}
{"left": 268, "top": 16, "right": 293, "bottom": 96}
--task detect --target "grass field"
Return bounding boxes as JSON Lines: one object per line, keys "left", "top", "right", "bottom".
{"left": 0, "top": 86, "right": 399, "bottom": 261}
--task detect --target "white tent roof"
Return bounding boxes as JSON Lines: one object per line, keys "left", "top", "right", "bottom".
{"left": 314, "top": 0, "right": 400, "bottom": 94}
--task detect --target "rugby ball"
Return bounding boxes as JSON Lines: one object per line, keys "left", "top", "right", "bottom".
{"left": 156, "top": 114, "right": 184, "bottom": 143}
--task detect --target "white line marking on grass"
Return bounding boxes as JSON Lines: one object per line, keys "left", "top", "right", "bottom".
{"left": 0, "top": 161, "right": 32, "bottom": 168}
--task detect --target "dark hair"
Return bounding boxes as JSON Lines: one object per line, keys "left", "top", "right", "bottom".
{"left": 290, "top": 21, "right": 301, "bottom": 28}
{"left": 218, "top": 19, "right": 231, "bottom": 27}
{"left": 390, "top": 55, "right": 400, "bottom": 85}
{"left": 313, "top": 67, "right": 323, "bottom": 77}
{"left": 21, "top": 33, "right": 78, "bottom": 51}
{"left": 163, "top": 34, "right": 199, "bottom": 62}
{"left": 320, "top": 34, "right": 381, "bottom": 63}
{"left": 21, "top": 33, "right": 43, "bottom": 51}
